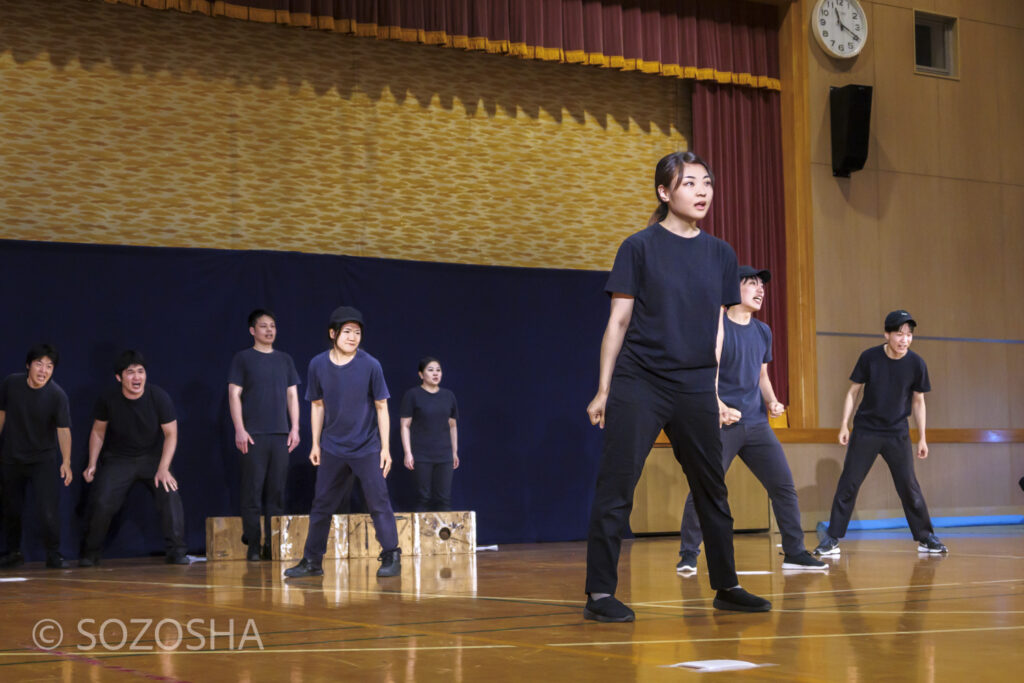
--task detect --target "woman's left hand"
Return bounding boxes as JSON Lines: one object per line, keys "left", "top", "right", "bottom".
{"left": 453, "top": 454, "right": 460, "bottom": 470}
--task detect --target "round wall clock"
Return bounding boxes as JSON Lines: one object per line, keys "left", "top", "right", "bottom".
{"left": 812, "top": 0, "right": 868, "bottom": 59}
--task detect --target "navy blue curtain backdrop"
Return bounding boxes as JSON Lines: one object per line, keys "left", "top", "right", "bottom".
{"left": 0, "top": 239, "right": 609, "bottom": 560}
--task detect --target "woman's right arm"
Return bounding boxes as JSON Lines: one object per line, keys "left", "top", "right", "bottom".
{"left": 400, "top": 416, "right": 414, "bottom": 469}
{"left": 587, "top": 294, "right": 634, "bottom": 429}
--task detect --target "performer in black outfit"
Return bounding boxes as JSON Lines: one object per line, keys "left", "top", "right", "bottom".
{"left": 584, "top": 151, "right": 771, "bottom": 621}
{"left": 815, "top": 310, "right": 947, "bottom": 556}
{"left": 400, "top": 357, "right": 459, "bottom": 511}
{"left": 0, "top": 344, "right": 73, "bottom": 569}
{"left": 80, "top": 350, "right": 188, "bottom": 566}
{"left": 228, "top": 308, "right": 301, "bottom": 561}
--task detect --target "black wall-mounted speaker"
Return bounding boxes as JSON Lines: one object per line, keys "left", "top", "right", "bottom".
{"left": 830, "top": 84, "right": 872, "bottom": 177}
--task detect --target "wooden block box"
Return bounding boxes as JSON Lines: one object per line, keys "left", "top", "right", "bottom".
{"left": 206, "top": 516, "right": 265, "bottom": 561}
{"left": 415, "top": 511, "right": 476, "bottom": 556}
{"left": 273, "top": 514, "right": 348, "bottom": 561}
{"left": 347, "top": 513, "right": 418, "bottom": 558}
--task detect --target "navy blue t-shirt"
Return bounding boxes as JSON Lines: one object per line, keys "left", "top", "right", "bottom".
{"left": 606, "top": 225, "right": 740, "bottom": 390}
{"left": 718, "top": 317, "right": 773, "bottom": 425}
{"left": 0, "top": 373, "right": 71, "bottom": 464}
{"left": 399, "top": 387, "right": 459, "bottom": 463}
{"left": 306, "top": 349, "right": 390, "bottom": 458}
{"left": 851, "top": 345, "right": 931, "bottom": 434}
{"left": 227, "top": 348, "right": 301, "bottom": 435}
{"left": 94, "top": 385, "right": 177, "bottom": 459}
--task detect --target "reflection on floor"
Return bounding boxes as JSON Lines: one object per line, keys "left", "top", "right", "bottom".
{"left": 1, "top": 526, "right": 1022, "bottom": 681}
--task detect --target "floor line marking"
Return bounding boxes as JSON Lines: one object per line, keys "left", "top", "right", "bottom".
{"left": 547, "top": 624, "right": 1024, "bottom": 648}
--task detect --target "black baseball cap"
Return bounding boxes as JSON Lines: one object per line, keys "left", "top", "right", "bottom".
{"left": 738, "top": 265, "right": 770, "bottom": 283}
{"left": 329, "top": 306, "right": 364, "bottom": 329}
{"left": 884, "top": 310, "right": 916, "bottom": 330}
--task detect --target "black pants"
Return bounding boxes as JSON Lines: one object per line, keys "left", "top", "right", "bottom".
{"left": 586, "top": 369, "right": 737, "bottom": 594}
{"left": 239, "top": 434, "right": 288, "bottom": 549}
{"left": 826, "top": 430, "right": 934, "bottom": 541}
{"left": 414, "top": 460, "right": 454, "bottom": 511}
{"left": 680, "top": 421, "right": 806, "bottom": 556}
{"left": 83, "top": 455, "right": 187, "bottom": 556}
{"left": 2, "top": 459, "right": 61, "bottom": 554}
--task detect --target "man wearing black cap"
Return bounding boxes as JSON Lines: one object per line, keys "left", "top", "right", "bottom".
{"left": 284, "top": 306, "right": 402, "bottom": 579}
{"left": 815, "top": 310, "right": 947, "bottom": 555}
{"left": 676, "top": 267, "right": 826, "bottom": 573}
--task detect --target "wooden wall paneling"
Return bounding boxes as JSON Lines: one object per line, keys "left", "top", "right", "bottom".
{"left": 926, "top": 339, "right": 1010, "bottom": 428}
{"left": 1003, "top": 187, "right": 1024, "bottom": 340}
{"left": 788, "top": 441, "right": 1024, "bottom": 530}
{"left": 871, "top": 4, "right": 941, "bottom": 176}
{"left": 629, "top": 447, "right": 770, "bottom": 534}
{"left": 806, "top": 0, "right": 878, "bottom": 169}
{"left": 778, "top": 0, "right": 818, "bottom": 427}
{"left": 995, "top": 25, "right": 1024, "bottom": 186}
{"left": 815, "top": 331, "right": 874, "bottom": 428}
{"left": 936, "top": 20, "right": 1002, "bottom": 184}
{"left": 811, "top": 165, "right": 881, "bottom": 333}
{"left": 936, "top": 0, "right": 1024, "bottom": 30}
{"left": 876, "top": 171, "right": 955, "bottom": 331}
{"left": 1009, "top": 345, "right": 1024, "bottom": 429}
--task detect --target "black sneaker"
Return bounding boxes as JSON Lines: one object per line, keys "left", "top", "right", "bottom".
{"left": 78, "top": 553, "right": 100, "bottom": 568}
{"left": 261, "top": 544, "right": 273, "bottom": 561}
{"left": 917, "top": 533, "right": 948, "bottom": 554}
{"left": 676, "top": 550, "right": 699, "bottom": 574}
{"left": 813, "top": 537, "right": 840, "bottom": 556}
{"left": 713, "top": 587, "right": 772, "bottom": 612}
{"left": 46, "top": 552, "right": 70, "bottom": 569}
{"left": 583, "top": 595, "right": 636, "bottom": 622}
{"left": 284, "top": 558, "right": 323, "bottom": 578}
{"left": 166, "top": 552, "right": 189, "bottom": 565}
{"left": 376, "top": 548, "right": 402, "bottom": 577}
{"left": 246, "top": 545, "right": 261, "bottom": 562}
{"left": 782, "top": 551, "right": 829, "bottom": 570}
{"left": 0, "top": 551, "right": 25, "bottom": 569}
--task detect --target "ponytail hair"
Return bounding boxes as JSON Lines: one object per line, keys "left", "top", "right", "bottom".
{"left": 647, "top": 150, "right": 714, "bottom": 226}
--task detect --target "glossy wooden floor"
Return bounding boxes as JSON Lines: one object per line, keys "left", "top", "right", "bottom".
{"left": 2, "top": 527, "right": 1023, "bottom": 681}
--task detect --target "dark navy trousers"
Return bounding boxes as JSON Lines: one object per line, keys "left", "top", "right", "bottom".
{"left": 679, "top": 421, "right": 806, "bottom": 557}
{"left": 826, "top": 430, "right": 934, "bottom": 541}
{"left": 303, "top": 451, "right": 398, "bottom": 562}
{"left": 239, "top": 434, "right": 288, "bottom": 549}
{"left": 586, "top": 368, "right": 738, "bottom": 594}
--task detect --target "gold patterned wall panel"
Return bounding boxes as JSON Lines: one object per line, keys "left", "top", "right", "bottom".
{"left": 0, "top": 0, "right": 691, "bottom": 271}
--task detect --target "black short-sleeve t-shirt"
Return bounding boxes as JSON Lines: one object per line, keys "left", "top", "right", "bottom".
{"left": 718, "top": 317, "right": 773, "bottom": 425}
{"left": 399, "top": 386, "right": 459, "bottom": 462}
{"left": 94, "top": 384, "right": 177, "bottom": 458}
{"left": 0, "top": 373, "right": 71, "bottom": 464}
{"left": 227, "top": 348, "right": 301, "bottom": 435}
{"left": 851, "top": 345, "right": 930, "bottom": 434}
{"left": 605, "top": 225, "right": 740, "bottom": 390}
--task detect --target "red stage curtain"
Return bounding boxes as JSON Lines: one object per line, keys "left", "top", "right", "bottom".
{"left": 693, "top": 81, "right": 788, "bottom": 404}
{"left": 103, "top": 0, "right": 781, "bottom": 90}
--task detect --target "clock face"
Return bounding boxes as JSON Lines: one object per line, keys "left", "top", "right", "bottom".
{"left": 812, "top": 0, "right": 868, "bottom": 59}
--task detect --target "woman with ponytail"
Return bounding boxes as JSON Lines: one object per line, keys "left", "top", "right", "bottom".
{"left": 582, "top": 151, "right": 771, "bottom": 622}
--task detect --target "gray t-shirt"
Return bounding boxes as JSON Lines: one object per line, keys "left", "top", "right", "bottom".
{"left": 228, "top": 348, "right": 301, "bottom": 435}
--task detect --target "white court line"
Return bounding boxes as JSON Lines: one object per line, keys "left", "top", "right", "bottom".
{"left": 0, "top": 644, "right": 515, "bottom": 657}
{"left": 23, "top": 576, "right": 583, "bottom": 608}
{"left": 547, "top": 624, "right": 1024, "bottom": 648}
{"left": 635, "top": 577, "right": 1024, "bottom": 606}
